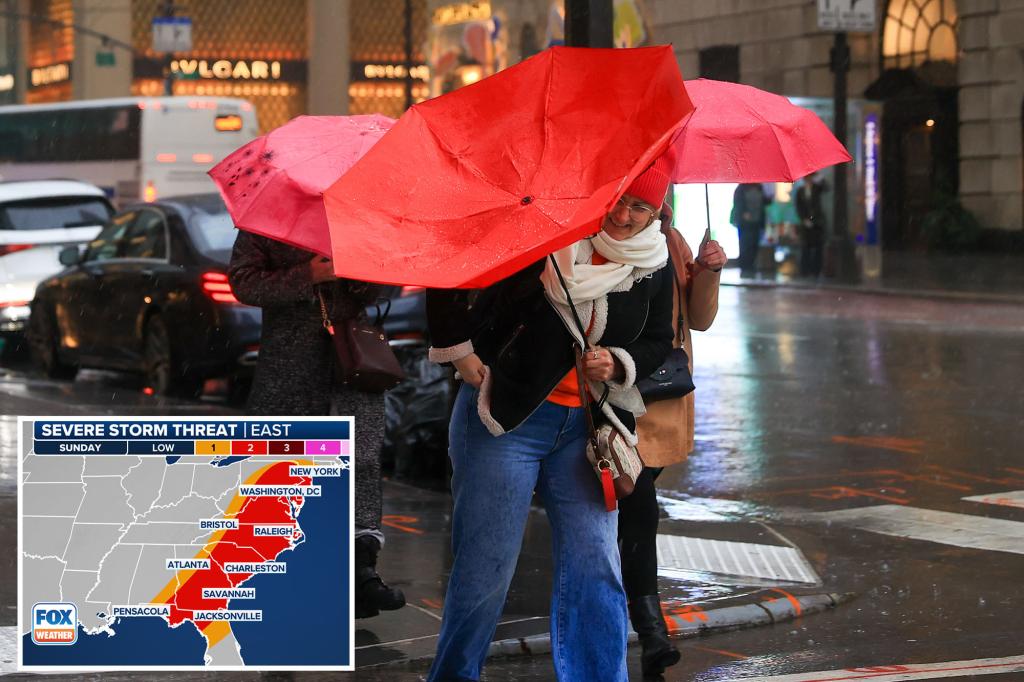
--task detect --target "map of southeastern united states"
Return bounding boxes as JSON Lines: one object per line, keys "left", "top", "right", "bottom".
{"left": 150, "top": 460, "right": 311, "bottom": 648}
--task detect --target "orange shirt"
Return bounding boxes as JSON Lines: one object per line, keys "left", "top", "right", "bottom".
{"left": 546, "top": 253, "right": 608, "bottom": 407}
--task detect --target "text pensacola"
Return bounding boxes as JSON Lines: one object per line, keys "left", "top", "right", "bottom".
{"left": 33, "top": 419, "right": 350, "bottom": 440}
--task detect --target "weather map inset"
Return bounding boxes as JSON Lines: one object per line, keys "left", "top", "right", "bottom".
{"left": 18, "top": 417, "right": 354, "bottom": 671}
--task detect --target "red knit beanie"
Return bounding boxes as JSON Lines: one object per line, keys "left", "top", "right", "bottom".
{"left": 625, "top": 153, "right": 674, "bottom": 209}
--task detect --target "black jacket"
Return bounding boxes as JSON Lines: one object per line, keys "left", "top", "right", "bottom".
{"left": 427, "top": 256, "right": 674, "bottom": 435}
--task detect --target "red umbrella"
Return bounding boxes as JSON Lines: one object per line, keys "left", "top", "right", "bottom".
{"left": 209, "top": 114, "right": 395, "bottom": 255}
{"left": 671, "top": 79, "right": 851, "bottom": 184}
{"left": 324, "top": 46, "right": 694, "bottom": 289}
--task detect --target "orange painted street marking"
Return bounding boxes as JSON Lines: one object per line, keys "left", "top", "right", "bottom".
{"left": 691, "top": 644, "right": 748, "bottom": 660}
{"left": 421, "top": 598, "right": 443, "bottom": 609}
{"left": 831, "top": 436, "right": 924, "bottom": 454}
{"left": 667, "top": 603, "right": 707, "bottom": 623}
{"left": 768, "top": 588, "right": 803, "bottom": 617}
{"left": 764, "top": 486, "right": 910, "bottom": 505}
{"left": 382, "top": 514, "right": 424, "bottom": 535}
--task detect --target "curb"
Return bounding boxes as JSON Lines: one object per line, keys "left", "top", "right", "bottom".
{"left": 487, "top": 591, "right": 855, "bottom": 659}
{"left": 720, "top": 278, "right": 1024, "bottom": 305}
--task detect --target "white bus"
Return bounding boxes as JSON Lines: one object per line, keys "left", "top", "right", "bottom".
{"left": 0, "top": 97, "right": 259, "bottom": 206}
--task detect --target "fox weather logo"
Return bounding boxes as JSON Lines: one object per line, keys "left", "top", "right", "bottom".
{"left": 31, "top": 602, "right": 78, "bottom": 645}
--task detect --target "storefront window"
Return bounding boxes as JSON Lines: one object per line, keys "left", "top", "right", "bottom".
{"left": 25, "top": 0, "right": 74, "bottom": 104}
{"left": 883, "top": 0, "right": 959, "bottom": 70}
{"left": 349, "top": 0, "right": 430, "bottom": 118}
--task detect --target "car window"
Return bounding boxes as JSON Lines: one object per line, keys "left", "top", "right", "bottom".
{"left": 0, "top": 196, "right": 113, "bottom": 231}
{"left": 84, "top": 211, "right": 136, "bottom": 263}
{"left": 122, "top": 209, "right": 167, "bottom": 260}
{"left": 187, "top": 209, "right": 238, "bottom": 256}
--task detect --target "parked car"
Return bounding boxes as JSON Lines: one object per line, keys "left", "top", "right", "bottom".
{"left": 0, "top": 180, "right": 113, "bottom": 353}
{"left": 27, "top": 193, "right": 261, "bottom": 396}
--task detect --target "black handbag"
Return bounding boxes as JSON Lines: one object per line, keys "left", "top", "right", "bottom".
{"left": 637, "top": 247, "right": 695, "bottom": 403}
{"left": 318, "top": 291, "right": 405, "bottom": 393}
{"left": 637, "top": 346, "right": 694, "bottom": 402}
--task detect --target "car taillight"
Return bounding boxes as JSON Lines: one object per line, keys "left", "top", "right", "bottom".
{"left": 400, "top": 285, "right": 424, "bottom": 297}
{"left": 201, "top": 271, "right": 241, "bottom": 305}
{"left": 0, "top": 244, "right": 33, "bottom": 257}
{"left": 0, "top": 300, "right": 30, "bottom": 308}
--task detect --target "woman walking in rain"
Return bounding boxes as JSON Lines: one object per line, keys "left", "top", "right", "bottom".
{"left": 619, "top": 204, "right": 725, "bottom": 679}
{"left": 228, "top": 232, "right": 405, "bottom": 619}
{"left": 425, "top": 155, "right": 677, "bottom": 682}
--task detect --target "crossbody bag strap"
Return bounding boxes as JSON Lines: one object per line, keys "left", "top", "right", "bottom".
{"left": 662, "top": 228, "right": 688, "bottom": 341}
{"left": 317, "top": 290, "right": 335, "bottom": 336}
{"left": 548, "top": 254, "right": 610, "bottom": 410}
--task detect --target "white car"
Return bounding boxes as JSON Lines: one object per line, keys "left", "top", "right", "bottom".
{"left": 0, "top": 180, "right": 113, "bottom": 348}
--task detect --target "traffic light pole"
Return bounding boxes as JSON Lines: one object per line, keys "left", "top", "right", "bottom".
{"left": 564, "top": 0, "right": 613, "bottom": 48}
{"left": 824, "top": 30, "right": 859, "bottom": 283}
{"left": 160, "top": 0, "right": 175, "bottom": 96}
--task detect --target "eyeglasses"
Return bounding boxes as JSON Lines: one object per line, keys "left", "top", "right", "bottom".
{"left": 613, "top": 197, "right": 656, "bottom": 224}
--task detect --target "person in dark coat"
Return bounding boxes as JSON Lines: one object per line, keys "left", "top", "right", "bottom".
{"left": 795, "top": 171, "right": 828, "bottom": 278}
{"left": 731, "top": 182, "right": 772, "bottom": 277}
{"left": 424, "top": 155, "right": 676, "bottom": 682}
{"left": 228, "top": 230, "right": 405, "bottom": 618}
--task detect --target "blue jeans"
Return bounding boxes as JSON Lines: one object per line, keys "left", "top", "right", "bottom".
{"left": 428, "top": 384, "right": 628, "bottom": 682}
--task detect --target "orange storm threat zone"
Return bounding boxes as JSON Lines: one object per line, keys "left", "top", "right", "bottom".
{"left": 149, "top": 460, "right": 313, "bottom": 647}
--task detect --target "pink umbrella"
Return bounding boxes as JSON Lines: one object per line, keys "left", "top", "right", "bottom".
{"left": 671, "top": 79, "right": 851, "bottom": 184}
{"left": 209, "top": 114, "right": 395, "bottom": 255}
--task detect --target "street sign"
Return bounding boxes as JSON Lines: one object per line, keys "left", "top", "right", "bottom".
{"left": 95, "top": 51, "right": 115, "bottom": 67}
{"left": 817, "top": 0, "right": 877, "bottom": 32}
{"left": 152, "top": 16, "right": 192, "bottom": 53}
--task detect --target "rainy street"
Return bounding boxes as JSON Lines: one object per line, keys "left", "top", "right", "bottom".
{"left": 2, "top": 282, "right": 1023, "bottom": 680}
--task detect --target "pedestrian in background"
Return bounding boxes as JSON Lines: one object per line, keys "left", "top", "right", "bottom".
{"left": 795, "top": 171, "right": 828, "bottom": 279}
{"left": 619, "top": 204, "right": 724, "bottom": 679}
{"left": 228, "top": 231, "right": 405, "bottom": 619}
{"left": 425, "top": 156, "right": 677, "bottom": 682}
{"left": 731, "top": 182, "right": 772, "bottom": 277}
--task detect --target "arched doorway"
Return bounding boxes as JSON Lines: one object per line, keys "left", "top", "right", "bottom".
{"left": 868, "top": 0, "right": 960, "bottom": 250}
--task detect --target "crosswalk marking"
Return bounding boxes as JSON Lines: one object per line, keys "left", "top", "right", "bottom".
{"left": 0, "top": 626, "right": 15, "bottom": 673}
{"left": 656, "top": 534, "right": 818, "bottom": 584}
{"left": 964, "top": 490, "right": 1024, "bottom": 510}
{"left": 730, "top": 654, "right": 1024, "bottom": 681}
{"left": 811, "top": 505, "right": 1024, "bottom": 555}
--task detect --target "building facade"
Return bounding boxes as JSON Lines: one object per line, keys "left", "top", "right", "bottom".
{"left": 646, "top": 0, "right": 1024, "bottom": 244}
{"left": 3, "top": 0, "right": 1018, "bottom": 244}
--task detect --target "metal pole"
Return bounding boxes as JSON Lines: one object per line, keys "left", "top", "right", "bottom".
{"left": 403, "top": 0, "right": 413, "bottom": 111}
{"left": 161, "top": 0, "right": 174, "bottom": 96}
{"left": 705, "top": 183, "right": 712, "bottom": 234}
{"left": 823, "top": 30, "right": 859, "bottom": 283}
{"left": 564, "top": 0, "right": 613, "bottom": 48}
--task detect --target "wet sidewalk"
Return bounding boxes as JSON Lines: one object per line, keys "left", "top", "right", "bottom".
{"left": 723, "top": 250, "right": 1024, "bottom": 302}
{"left": 358, "top": 481, "right": 850, "bottom": 672}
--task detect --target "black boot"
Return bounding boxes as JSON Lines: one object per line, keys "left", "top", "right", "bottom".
{"left": 629, "top": 595, "right": 680, "bottom": 679}
{"left": 355, "top": 535, "right": 406, "bottom": 619}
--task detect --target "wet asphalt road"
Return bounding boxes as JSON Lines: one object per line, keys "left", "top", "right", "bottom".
{"left": 1, "top": 284, "right": 1023, "bottom": 680}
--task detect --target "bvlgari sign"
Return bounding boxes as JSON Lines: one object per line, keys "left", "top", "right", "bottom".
{"left": 134, "top": 57, "right": 306, "bottom": 83}
{"left": 171, "top": 59, "right": 282, "bottom": 80}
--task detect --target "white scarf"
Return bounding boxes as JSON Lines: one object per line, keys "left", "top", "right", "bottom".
{"left": 540, "top": 220, "right": 668, "bottom": 306}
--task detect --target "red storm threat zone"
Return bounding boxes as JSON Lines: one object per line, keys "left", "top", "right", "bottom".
{"left": 166, "top": 461, "right": 307, "bottom": 630}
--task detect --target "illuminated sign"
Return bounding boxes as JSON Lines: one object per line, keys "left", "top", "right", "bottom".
{"left": 29, "top": 62, "right": 71, "bottom": 88}
{"left": 0, "top": 73, "right": 13, "bottom": 92}
{"left": 864, "top": 113, "right": 879, "bottom": 246}
{"left": 171, "top": 59, "right": 281, "bottom": 80}
{"left": 432, "top": 1, "right": 491, "bottom": 25}
{"left": 351, "top": 62, "right": 429, "bottom": 82}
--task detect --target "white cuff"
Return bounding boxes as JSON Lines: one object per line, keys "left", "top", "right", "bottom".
{"left": 428, "top": 340, "right": 474, "bottom": 364}
{"left": 605, "top": 346, "right": 637, "bottom": 391}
